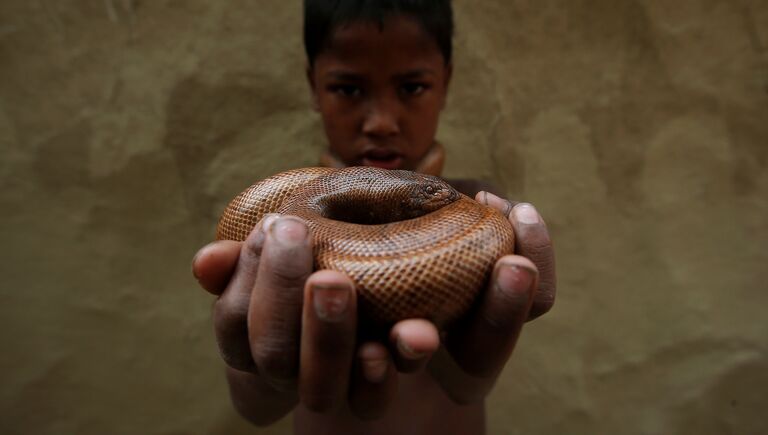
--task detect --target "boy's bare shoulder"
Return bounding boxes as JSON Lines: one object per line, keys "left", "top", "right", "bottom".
{"left": 444, "top": 178, "right": 504, "bottom": 198}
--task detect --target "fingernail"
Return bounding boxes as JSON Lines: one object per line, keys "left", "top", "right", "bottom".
{"left": 191, "top": 251, "right": 202, "bottom": 280}
{"left": 312, "top": 283, "right": 350, "bottom": 322}
{"left": 261, "top": 213, "right": 280, "bottom": 232}
{"left": 191, "top": 243, "right": 212, "bottom": 280}
{"left": 396, "top": 337, "right": 425, "bottom": 360}
{"left": 514, "top": 203, "right": 540, "bottom": 225}
{"left": 270, "top": 216, "right": 308, "bottom": 247}
{"left": 251, "top": 214, "right": 279, "bottom": 247}
{"left": 361, "top": 359, "right": 388, "bottom": 384}
{"left": 496, "top": 263, "right": 536, "bottom": 296}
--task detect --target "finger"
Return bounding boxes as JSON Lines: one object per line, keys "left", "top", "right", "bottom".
{"left": 213, "top": 214, "right": 279, "bottom": 372}
{"left": 299, "top": 270, "right": 357, "bottom": 413}
{"left": 249, "top": 215, "right": 313, "bottom": 391}
{"left": 193, "top": 240, "right": 242, "bottom": 296}
{"left": 444, "top": 255, "right": 537, "bottom": 377}
{"left": 349, "top": 342, "right": 397, "bottom": 420}
{"left": 475, "top": 191, "right": 518, "bottom": 217}
{"left": 389, "top": 319, "right": 440, "bottom": 373}
{"left": 509, "top": 203, "right": 556, "bottom": 320}
{"left": 477, "top": 192, "right": 556, "bottom": 321}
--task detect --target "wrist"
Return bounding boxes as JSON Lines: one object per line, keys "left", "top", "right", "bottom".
{"left": 225, "top": 366, "right": 298, "bottom": 426}
{"left": 427, "top": 347, "right": 498, "bottom": 405}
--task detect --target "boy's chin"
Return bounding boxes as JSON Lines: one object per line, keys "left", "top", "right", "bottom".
{"left": 361, "top": 156, "right": 404, "bottom": 170}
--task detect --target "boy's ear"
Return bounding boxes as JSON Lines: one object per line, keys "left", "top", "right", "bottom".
{"left": 306, "top": 65, "right": 319, "bottom": 111}
{"left": 441, "top": 62, "right": 453, "bottom": 109}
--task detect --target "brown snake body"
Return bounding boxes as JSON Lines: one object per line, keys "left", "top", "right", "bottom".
{"left": 217, "top": 166, "right": 514, "bottom": 327}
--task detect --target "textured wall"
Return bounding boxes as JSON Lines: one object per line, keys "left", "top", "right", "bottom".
{"left": 1, "top": 1, "right": 767, "bottom": 434}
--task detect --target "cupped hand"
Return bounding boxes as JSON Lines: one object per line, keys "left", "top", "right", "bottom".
{"left": 425, "top": 191, "right": 556, "bottom": 403}
{"left": 192, "top": 215, "right": 441, "bottom": 423}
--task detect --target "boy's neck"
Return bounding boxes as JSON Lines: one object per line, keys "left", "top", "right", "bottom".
{"left": 319, "top": 141, "right": 445, "bottom": 176}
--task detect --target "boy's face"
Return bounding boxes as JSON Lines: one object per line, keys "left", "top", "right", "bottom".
{"left": 308, "top": 16, "right": 451, "bottom": 171}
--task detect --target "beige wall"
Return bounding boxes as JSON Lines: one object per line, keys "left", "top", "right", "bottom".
{"left": 1, "top": 1, "right": 766, "bottom": 434}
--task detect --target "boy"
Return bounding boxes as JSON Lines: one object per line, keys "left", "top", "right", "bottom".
{"left": 192, "top": 1, "right": 556, "bottom": 433}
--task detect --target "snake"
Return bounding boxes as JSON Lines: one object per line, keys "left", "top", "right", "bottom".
{"left": 216, "top": 166, "right": 515, "bottom": 327}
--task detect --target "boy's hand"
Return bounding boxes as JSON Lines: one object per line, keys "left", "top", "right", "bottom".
{"left": 427, "top": 192, "right": 556, "bottom": 403}
{"left": 192, "top": 192, "right": 555, "bottom": 420}
{"left": 192, "top": 215, "right": 441, "bottom": 423}
{"left": 475, "top": 191, "right": 556, "bottom": 321}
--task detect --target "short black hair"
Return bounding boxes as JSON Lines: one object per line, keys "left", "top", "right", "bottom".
{"left": 304, "top": 0, "right": 454, "bottom": 67}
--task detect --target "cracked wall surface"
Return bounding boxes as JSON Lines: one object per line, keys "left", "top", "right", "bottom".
{"left": 1, "top": 1, "right": 767, "bottom": 434}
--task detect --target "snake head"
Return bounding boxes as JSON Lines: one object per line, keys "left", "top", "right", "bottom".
{"left": 406, "top": 175, "right": 460, "bottom": 215}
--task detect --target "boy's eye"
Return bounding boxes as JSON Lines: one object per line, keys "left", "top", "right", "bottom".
{"left": 329, "top": 84, "right": 362, "bottom": 97}
{"left": 400, "top": 83, "right": 428, "bottom": 96}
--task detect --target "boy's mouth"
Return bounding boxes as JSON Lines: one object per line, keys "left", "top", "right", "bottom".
{"left": 361, "top": 149, "right": 403, "bottom": 170}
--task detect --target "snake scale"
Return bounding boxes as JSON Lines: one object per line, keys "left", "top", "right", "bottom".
{"left": 216, "top": 166, "right": 515, "bottom": 327}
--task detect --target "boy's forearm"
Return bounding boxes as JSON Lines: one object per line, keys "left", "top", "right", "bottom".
{"left": 225, "top": 366, "right": 298, "bottom": 426}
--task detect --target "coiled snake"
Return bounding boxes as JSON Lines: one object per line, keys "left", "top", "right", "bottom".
{"left": 217, "top": 166, "right": 515, "bottom": 327}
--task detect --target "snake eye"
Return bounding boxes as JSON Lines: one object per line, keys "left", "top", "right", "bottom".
{"left": 425, "top": 185, "right": 434, "bottom": 194}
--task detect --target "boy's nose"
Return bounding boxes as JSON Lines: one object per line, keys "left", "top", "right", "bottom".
{"left": 362, "top": 102, "right": 400, "bottom": 138}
